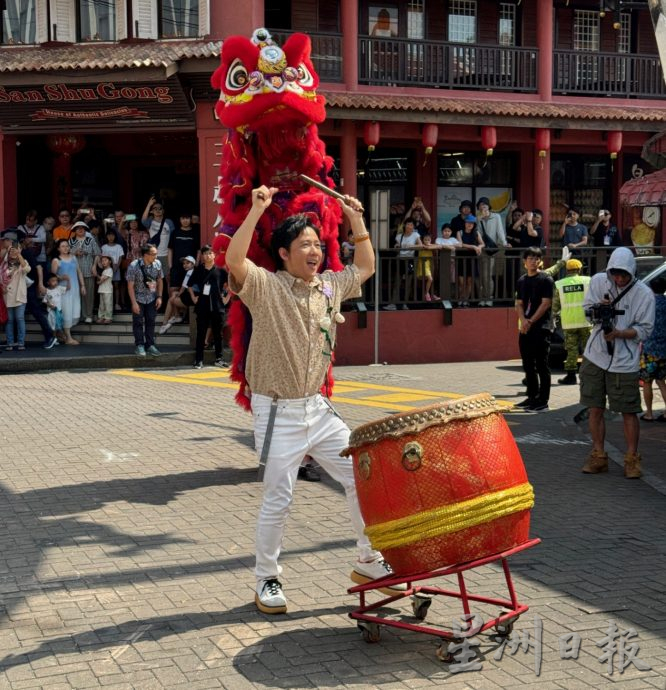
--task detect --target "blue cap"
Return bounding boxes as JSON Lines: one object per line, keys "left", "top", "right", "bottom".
{"left": 464, "top": 214, "right": 477, "bottom": 223}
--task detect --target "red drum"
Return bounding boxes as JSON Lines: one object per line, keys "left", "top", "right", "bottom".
{"left": 344, "top": 393, "right": 534, "bottom": 576}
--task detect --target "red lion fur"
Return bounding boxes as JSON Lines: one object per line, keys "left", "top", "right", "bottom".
{"left": 211, "top": 29, "right": 343, "bottom": 409}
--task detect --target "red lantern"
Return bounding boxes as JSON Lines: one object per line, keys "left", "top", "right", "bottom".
{"left": 481, "top": 126, "right": 497, "bottom": 157}
{"left": 607, "top": 130, "right": 623, "bottom": 160}
{"left": 535, "top": 128, "right": 550, "bottom": 158}
{"left": 422, "top": 123, "right": 439, "bottom": 156}
{"left": 46, "top": 134, "right": 86, "bottom": 158}
{"left": 364, "top": 121, "right": 380, "bottom": 152}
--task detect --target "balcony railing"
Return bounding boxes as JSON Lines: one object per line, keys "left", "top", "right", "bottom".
{"left": 268, "top": 30, "right": 343, "bottom": 82}
{"left": 358, "top": 38, "right": 538, "bottom": 91}
{"left": 553, "top": 49, "right": 666, "bottom": 98}
{"left": 268, "top": 29, "right": 663, "bottom": 98}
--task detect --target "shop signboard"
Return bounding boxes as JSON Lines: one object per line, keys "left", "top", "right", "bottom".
{"left": 0, "top": 78, "right": 194, "bottom": 132}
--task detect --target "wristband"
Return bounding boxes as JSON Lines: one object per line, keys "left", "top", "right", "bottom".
{"left": 354, "top": 233, "right": 371, "bottom": 242}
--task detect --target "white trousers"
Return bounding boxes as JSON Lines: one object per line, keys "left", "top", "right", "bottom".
{"left": 251, "top": 393, "right": 380, "bottom": 582}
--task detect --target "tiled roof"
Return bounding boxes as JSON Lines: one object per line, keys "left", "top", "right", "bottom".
{"left": 322, "top": 92, "right": 666, "bottom": 123}
{"left": 0, "top": 40, "right": 221, "bottom": 73}
{"left": 619, "top": 167, "right": 666, "bottom": 205}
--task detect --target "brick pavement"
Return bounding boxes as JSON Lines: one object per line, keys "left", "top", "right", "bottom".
{"left": 0, "top": 361, "right": 664, "bottom": 689}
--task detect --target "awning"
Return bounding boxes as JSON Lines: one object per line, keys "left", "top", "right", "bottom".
{"left": 619, "top": 167, "right": 666, "bottom": 206}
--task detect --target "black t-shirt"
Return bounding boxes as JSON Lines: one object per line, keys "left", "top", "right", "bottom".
{"left": 190, "top": 264, "right": 228, "bottom": 313}
{"left": 23, "top": 250, "right": 40, "bottom": 286}
{"left": 519, "top": 223, "right": 545, "bottom": 248}
{"left": 516, "top": 271, "right": 554, "bottom": 330}
{"left": 450, "top": 215, "right": 466, "bottom": 236}
{"left": 168, "top": 226, "right": 201, "bottom": 261}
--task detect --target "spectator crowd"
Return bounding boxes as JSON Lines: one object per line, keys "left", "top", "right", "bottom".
{"left": 0, "top": 198, "right": 229, "bottom": 368}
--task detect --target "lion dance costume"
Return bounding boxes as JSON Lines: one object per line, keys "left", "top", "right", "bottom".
{"left": 210, "top": 27, "right": 343, "bottom": 409}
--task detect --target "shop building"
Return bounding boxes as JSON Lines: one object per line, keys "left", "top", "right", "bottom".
{"left": 1, "top": 1, "right": 665, "bottom": 363}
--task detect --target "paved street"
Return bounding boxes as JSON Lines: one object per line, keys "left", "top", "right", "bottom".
{"left": 0, "top": 361, "right": 665, "bottom": 689}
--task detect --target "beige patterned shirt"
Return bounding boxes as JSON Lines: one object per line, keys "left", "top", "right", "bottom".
{"left": 230, "top": 262, "right": 361, "bottom": 399}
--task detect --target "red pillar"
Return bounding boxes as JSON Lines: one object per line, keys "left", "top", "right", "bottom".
{"left": 533, "top": 150, "right": 551, "bottom": 243}
{"left": 0, "top": 134, "right": 18, "bottom": 229}
{"left": 537, "top": 0, "right": 553, "bottom": 101}
{"left": 196, "top": 104, "right": 224, "bottom": 245}
{"left": 341, "top": 0, "right": 358, "bottom": 91}
{"left": 340, "top": 120, "right": 358, "bottom": 198}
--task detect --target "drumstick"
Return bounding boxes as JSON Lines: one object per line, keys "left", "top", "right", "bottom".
{"left": 299, "top": 174, "right": 364, "bottom": 212}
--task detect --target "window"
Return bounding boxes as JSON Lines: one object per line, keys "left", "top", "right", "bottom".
{"left": 131, "top": 0, "right": 208, "bottom": 39}
{"left": 79, "top": 0, "right": 115, "bottom": 41}
{"left": 573, "top": 10, "right": 599, "bottom": 52}
{"left": 407, "top": 0, "right": 424, "bottom": 40}
{"left": 617, "top": 11, "right": 630, "bottom": 54}
{"left": 2, "top": 0, "right": 36, "bottom": 44}
{"left": 160, "top": 0, "right": 198, "bottom": 38}
{"left": 448, "top": 0, "right": 476, "bottom": 43}
{"left": 573, "top": 10, "right": 599, "bottom": 85}
{"left": 498, "top": 3, "right": 515, "bottom": 47}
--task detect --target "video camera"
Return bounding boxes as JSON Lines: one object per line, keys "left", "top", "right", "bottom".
{"left": 586, "top": 295, "right": 625, "bottom": 354}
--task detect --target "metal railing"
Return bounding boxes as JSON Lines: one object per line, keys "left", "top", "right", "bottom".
{"left": 358, "top": 37, "right": 538, "bottom": 91}
{"left": 268, "top": 30, "right": 343, "bottom": 82}
{"left": 553, "top": 50, "right": 666, "bottom": 98}
{"left": 349, "top": 245, "right": 666, "bottom": 311}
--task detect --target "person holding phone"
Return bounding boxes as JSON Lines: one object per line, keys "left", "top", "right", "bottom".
{"left": 558, "top": 208, "right": 588, "bottom": 257}
{"left": 590, "top": 209, "right": 621, "bottom": 249}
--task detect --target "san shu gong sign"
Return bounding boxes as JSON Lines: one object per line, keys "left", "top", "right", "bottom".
{"left": 0, "top": 79, "right": 194, "bottom": 132}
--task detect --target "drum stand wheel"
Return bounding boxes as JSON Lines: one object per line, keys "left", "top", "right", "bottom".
{"left": 357, "top": 621, "right": 381, "bottom": 643}
{"left": 411, "top": 594, "right": 432, "bottom": 621}
{"left": 493, "top": 609, "right": 518, "bottom": 637}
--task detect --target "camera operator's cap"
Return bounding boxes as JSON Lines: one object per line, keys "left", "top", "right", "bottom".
{"left": 181, "top": 255, "right": 196, "bottom": 264}
{"left": 71, "top": 220, "right": 89, "bottom": 230}
{"left": 464, "top": 214, "right": 477, "bottom": 223}
{"left": 566, "top": 259, "right": 583, "bottom": 271}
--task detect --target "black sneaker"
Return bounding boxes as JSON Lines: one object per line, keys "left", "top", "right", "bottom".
{"left": 528, "top": 402, "right": 549, "bottom": 412}
{"left": 43, "top": 336, "right": 57, "bottom": 350}
{"left": 298, "top": 464, "right": 321, "bottom": 482}
{"left": 515, "top": 398, "right": 535, "bottom": 409}
{"left": 193, "top": 361, "right": 203, "bottom": 369}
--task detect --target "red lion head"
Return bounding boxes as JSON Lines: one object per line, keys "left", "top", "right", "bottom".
{"left": 211, "top": 28, "right": 326, "bottom": 133}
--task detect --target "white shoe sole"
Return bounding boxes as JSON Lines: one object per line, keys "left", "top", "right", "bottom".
{"left": 254, "top": 593, "right": 287, "bottom": 614}
{"left": 350, "top": 569, "right": 407, "bottom": 595}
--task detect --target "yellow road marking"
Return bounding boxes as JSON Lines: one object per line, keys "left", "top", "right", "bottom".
{"left": 362, "top": 393, "right": 444, "bottom": 403}
{"left": 111, "top": 369, "right": 514, "bottom": 412}
{"left": 111, "top": 370, "right": 237, "bottom": 390}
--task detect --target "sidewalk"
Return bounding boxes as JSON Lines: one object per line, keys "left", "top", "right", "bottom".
{"left": 0, "top": 360, "right": 663, "bottom": 688}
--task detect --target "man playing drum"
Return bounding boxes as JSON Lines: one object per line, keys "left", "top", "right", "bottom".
{"left": 226, "top": 185, "right": 401, "bottom": 614}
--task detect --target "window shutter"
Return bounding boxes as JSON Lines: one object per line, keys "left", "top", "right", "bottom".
{"left": 132, "top": 0, "right": 157, "bottom": 39}
{"left": 116, "top": 0, "right": 128, "bottom": 39}
{"left": 36, "top": 0, "right": 48, "bottom": 43}
{"left": 49, "top": 0, "right": 76, "bottom": 42}
{"left": 198, "top": 0, "right": 209, "bottom": 37}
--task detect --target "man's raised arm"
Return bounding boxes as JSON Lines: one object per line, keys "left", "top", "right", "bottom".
{"left": 225, "top": 185, "right": 277, "bottom": 289}
{"left": 339, "top": 195, "right": 375, "bottom": 283}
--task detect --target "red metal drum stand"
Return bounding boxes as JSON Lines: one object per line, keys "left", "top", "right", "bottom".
{"left": 348, "top": 538, "right": 541, "bottom": 661}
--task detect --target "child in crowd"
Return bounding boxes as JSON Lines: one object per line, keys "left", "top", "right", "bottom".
{"left": 416, "top": 234, "right": 438, "bottom": 301}
{"left": 96, "top": 255, "right": 114, "bottom": 324}
{"left": 43, "top": 274, "right": 66, "bottom": 342}
{"left": 160, "top": 255, "right": 196, "bottom": 334}
{"left": 100, "top": 229, "right": 125, "bottom": 311}
{"left": 435, "top": 222, "right": 461, "bottom": 286}
{"left": 341, "top": 230, "right": 355, "bottom": 265}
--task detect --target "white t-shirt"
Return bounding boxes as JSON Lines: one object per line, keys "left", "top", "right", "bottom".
{"left": 143, "top": 217, "right": 174, "bottom": 256}
{"left": 395, "top": 231, "right": 421, "bottom": 258}
{"left": 101, "top": 243, "right": 125, "bottom": 268}
{"left": 20, "top": 223, "right": 47, "bottom": 262}
{"left": 43, "top": 285, "right": 67, "bottom": 310}
{"left": 181, "top": 268, "right": 194, "bottom": 289}
{"left": 98, "top": 267, "right": 114, "bottom": 294}
{"left": 435, "top": 237, "right": 459, "bottom": 251}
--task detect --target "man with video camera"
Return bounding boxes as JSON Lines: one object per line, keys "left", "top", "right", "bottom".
{"left": 579, "top": 247, "right": 655, "bottom": 479}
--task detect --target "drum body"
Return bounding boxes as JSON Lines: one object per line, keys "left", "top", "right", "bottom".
{"left": 345, "top": 394, "right": 533, "bottom": 576}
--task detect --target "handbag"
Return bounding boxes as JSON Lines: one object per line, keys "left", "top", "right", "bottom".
{"left": 480, "top": 220, "right": 499, "bottom": 255}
